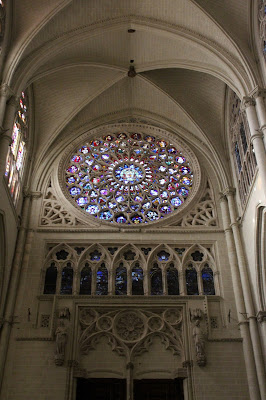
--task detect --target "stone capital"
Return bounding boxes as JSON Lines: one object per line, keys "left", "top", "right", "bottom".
{"left": 182, "top": 360, "right": 193, "bottom": 368}
{"left": 0, "top": 83, "right": 14, "bottom": 99}
{"left": 256, "top": 311, "right": 266, "bottom": 323}
{"left": 23, "top": 188, "right": 42, "bottom": 199}
{"left": 241, "top": 96, "right": 256, "bottom": 111}
{"left": 0, "top": 133, "right": 12, "bottom": 145}
{"left": 219, "top": 192, "right": 227, "bottom": 202}
{"left": 6, "top": 94, "right": 20, "bottom": 110}
{"left": 250, "top": 130, "right": 264, "bottom": 144}
{"left": 222, "top": 187, "right": 236, "bottom": 197}
{"left": 250, "top": 86, "right": 266, "bottom": 99}
{"left": 0, "top": 125, "right": 9, "bottom": 135}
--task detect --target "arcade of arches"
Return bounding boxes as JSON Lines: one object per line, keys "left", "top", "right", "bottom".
{"left": 0, "top": 1, "right": 265, "bottom": 400}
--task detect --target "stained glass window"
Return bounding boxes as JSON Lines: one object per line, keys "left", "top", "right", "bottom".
{"left": 157, "top": 250, "right": 170, "bottom": 261}
{"left": 229, "top": 91, "right": 256, "bottom": 206}
{"left": 240, "top": 122, "right": 248, "bottom": 154}
{"left": 234, "top": 142, "right": 242, "bottom": 172}
{"left": 115, "top": 263, "right": 127, "bottom": 295}
{"left": 96, "top": 263, "right": 108, "bottom": 295}
{"left": 202, "top": 264, "right": 215, "bottom": 295}
{"left": 150, "top": 263, "right": 163, "bottom": 295}
{"left": 43, "top": 263, "right": 57, "bottom": 294}
{"left": 80, "top": 263, "right": 92, "bottom": 294}
{"left": 191, "top": 250, "right": 204, "bottom": 262}
{"left": 90, "top": 249, "right": 102, "bottom": 261}
{"left": 5, "top": 91, "right": 28, "bottom": 205}
{"left": 167, "top": 264, "right": 179, "bottom": 295}
{"left": 65, "top": 131, "right": 194, "bottom": 225}
{"left": 132, "top": 263, "right": 144, "bottom": 295}
{"left": 186, "top": 264, "right": 198, "bottom": 295}
{"left": 123, "top": 250, "right": 136, "bottom": 261}
{"left": 56, "top": 249, "right": 69, "bottom": 260}
{"left": 60, "top": 263, "right": 73, "bottom": 294}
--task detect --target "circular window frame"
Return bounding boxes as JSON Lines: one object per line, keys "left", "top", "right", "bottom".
{"left": 58, "top": 123, "right": 201, "bottom": 228}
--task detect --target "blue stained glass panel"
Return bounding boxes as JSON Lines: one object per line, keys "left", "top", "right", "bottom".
{"left": 115, "top": 265, "right": 127, "bottom": 295}
{"left": 60, "top": 263, "right": 73, "bottom": 295}
{"left": 80, "top": 264, "right": 92, "bottom": 294}
{"left": 96, "top": 264, "right": 108, "bottom": 295}
{"left": 167, "top": 265, "right": 179, "bottom": 295}
{"left": 202, "top": 264, "right": 215, "bottom": 295}
{"left": 150, "top": 264, "right": 163, "bottom": 295}
{"left": 69, "top": 187, "right": 81, "bottom": 196}
{"left": 157, "top": 250, "right": 170, "bottom": 261}
{"left": 99, "top": 210, "right": 112, "bottom": 220}
{"left": 132, "top": 264, "right": 144, "bottom": 295}
{"left": 186, "top": 265, "right": 199, "bottom": 295}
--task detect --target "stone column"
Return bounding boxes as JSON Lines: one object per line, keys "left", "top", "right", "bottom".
{"left": 91, "top": 269, "right": 96, "bottom": 295}
{"left": 197, "top": 268, "right": 203, "bottom": 295}
{"left": 225, "top": 188, "right": 266, "bottom": 400}
{"left": 253, "top": 88, "right": 266, "bottom": 148}
{"left": 219, "top": 194, "right": 260, "bottom": 400}
{"left": 73, "top": 270, "right": 78, "bottom": 295}
{"left": 0, "top": 83, "right": 13, "bottom": 127}
{"left": 162, "top": 266, "right": 167, "bottom": 295}
{"left": 126, "top": 362, "right": 134, "bottom": 400}
{"left": 0, "top": 94, "right": 19, "bottom": 177}
{"left": 127, "top": 269, "right": 132, "bottom": 295}
{"left": 179, "top": 271, "right": 185, "bottom": 295}
{"left": 242, "top": 97, "right": 266, "bottom": 197}
{"left": 0, "top": 191, "right": 32, "bottom": 389}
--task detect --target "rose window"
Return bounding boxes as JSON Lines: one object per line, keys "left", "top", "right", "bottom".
{"left": 64, "top": 131, "right": 195, "bottom": 225}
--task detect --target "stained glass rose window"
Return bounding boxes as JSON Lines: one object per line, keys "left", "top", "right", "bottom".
{"left": 64, "top": 130, "right": 196, "bottom": 225}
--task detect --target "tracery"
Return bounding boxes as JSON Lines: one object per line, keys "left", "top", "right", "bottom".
{"left": 43, "top": 244, "right": 216, "bottom": 297}
{"left": 65, "top": 131, "right": 194, "bottom": 225}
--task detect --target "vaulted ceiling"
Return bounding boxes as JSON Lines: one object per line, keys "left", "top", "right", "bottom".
{"left": 2, "top": 0, "right": 260, "bottom": 189}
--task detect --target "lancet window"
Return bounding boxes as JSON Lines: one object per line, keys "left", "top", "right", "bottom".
{"left": 42, "top": 244, "right": 217, "bottom": 297}
{"left": 115, "top": 263, "right": 127, "bottom": 295}
{"left": 229, "top": 91, "right": 257, "bottom": 206}
{"left": 5, "top": 91, "right": 29, "bottom": 205}
{"left": 80, "top": 263, "right": 92, "bottom": 294}
{"left": 60, "top": 263, "right": 73, "bottom": 294}
{"left": 96, "top": 263, "right": 108, "bottom": 295}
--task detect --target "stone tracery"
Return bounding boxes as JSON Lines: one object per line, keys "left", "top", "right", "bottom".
{"left": 64, "top": 130, "right": 195, "bottom": 225}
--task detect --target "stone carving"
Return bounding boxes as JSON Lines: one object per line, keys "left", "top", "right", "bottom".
{"left": 54, "top": 320, "right": 68, "bottom": 366}
{"left": 40, "top": 314, "right": 50, "bottom": 328}
{"left": 79, "top": 308, "right": 183, "bottom": 363}
{"left": 258, "top": 0, "right": 266, "bottom": 61}
{"left": 191, "top": 309, "right": 206, "bottom": 366}
{"left": 58, "top": 307, "right": 70, "bottom": 320}
{"left": 171, "top": 181, "right": 217, "bottom": 226}
{"left": 115, "top": 311, "right": 145, "bottom": 342}
{"left": 40, "top": 182, "right": 85, "bottom": 226}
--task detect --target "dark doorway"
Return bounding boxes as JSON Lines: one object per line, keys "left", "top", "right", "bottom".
{"left": 134, "top": 379, "right": 184, "bottom": 400}
{"left": 76, "top": 378, "right": 126, "bottom": 400}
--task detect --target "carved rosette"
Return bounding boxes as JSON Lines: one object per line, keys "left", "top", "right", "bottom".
{"left": 78, "top": 307, "right": 183, "bottom": 362}
{"left": 114, "top": 311, "right": 146, "bottom": 343}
